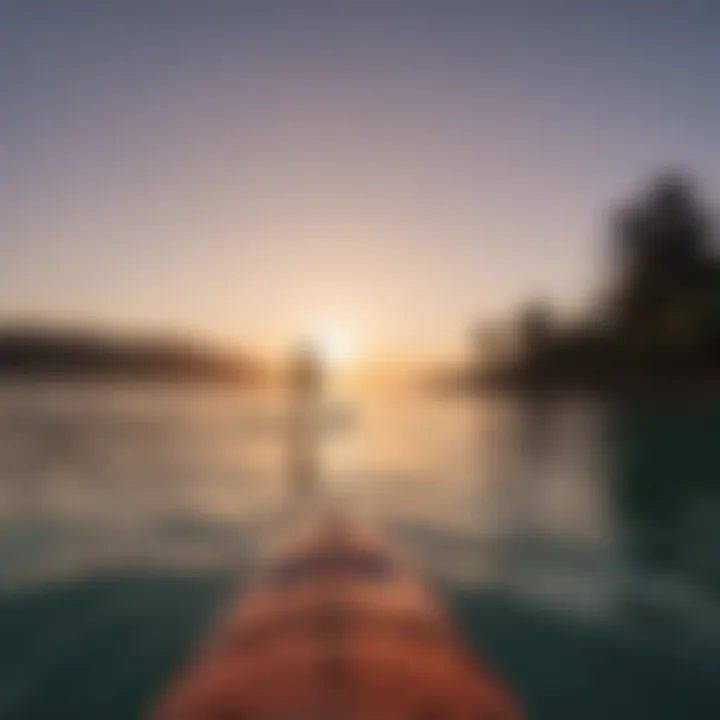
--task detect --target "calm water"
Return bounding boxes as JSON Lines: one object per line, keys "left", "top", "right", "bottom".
{"left": 0, "top": 382, "right": 719, "bottom": 719}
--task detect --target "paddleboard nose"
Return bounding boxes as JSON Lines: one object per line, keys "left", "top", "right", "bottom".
{"left": 149, "top": 516, "right": 520, "bottom": 720}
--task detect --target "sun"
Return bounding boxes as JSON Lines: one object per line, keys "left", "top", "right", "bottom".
{"left": 314, "top": 326, "right": 358, "bottom": 364}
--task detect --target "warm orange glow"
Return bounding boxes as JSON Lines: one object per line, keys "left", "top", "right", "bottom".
{"left": 314, "top": 326, "right": 359, "bottom": 365}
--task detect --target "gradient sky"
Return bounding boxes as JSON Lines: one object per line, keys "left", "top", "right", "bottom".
{"left": 2, "top": 0, "right": 720, "bottom": 359}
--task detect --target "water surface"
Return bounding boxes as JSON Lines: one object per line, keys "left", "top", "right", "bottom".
{"left": 0, "top": 383, "right": 719, "bottom": 719}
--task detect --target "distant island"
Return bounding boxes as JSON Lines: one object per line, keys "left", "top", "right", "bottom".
{"left": 467, "top": 173, "right": 720, "bottom": 396}
{"left": 0, "top": 326, "right": 262, "bottom": 384}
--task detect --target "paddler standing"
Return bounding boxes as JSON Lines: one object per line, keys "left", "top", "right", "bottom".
{"left": 287, "top": 342, "right": 323, "bottom": 498}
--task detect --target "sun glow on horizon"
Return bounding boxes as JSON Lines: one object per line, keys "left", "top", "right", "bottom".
{"left": 314, "top": 326, "right": 359, "bottom": 365}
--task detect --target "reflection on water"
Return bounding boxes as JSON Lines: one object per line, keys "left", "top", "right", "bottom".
{"left": 0, "top": 382, "right": 719, "bottom": 718}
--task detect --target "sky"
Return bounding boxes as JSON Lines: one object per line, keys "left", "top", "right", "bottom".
{"left": 2, "top": 0, "right": 720, "bottom": 360}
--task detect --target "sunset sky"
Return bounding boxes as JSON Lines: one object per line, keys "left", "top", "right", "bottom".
{"left": 2, "top": 1, "right": 720, "bottom": 360}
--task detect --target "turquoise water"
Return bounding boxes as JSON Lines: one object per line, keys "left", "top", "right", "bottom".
{"left": 0, "top": 384, "right": 719, "bottom": 719}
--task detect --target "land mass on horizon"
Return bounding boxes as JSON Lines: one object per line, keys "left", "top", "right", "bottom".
{"left": 0, "top": 325, "right": 261, "bottom": 384}
{"left": 469, "top": 174, "right": 720, "bottom": 396}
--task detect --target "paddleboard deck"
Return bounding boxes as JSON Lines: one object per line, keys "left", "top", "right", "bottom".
{"left": 150, "top": 513, "right": 519, "bottom": 719}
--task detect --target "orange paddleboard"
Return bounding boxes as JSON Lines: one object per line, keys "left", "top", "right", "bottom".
{"left": 150, "top": 513, "right": 520, "bottom": 719}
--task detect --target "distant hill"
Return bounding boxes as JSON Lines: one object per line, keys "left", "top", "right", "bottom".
{"left": 0, "top": 326, "right": 263, "bottom": 383}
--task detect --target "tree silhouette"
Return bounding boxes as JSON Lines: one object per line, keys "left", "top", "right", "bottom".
{"left": 612, "top": 173, "right": 718, "bottom": 360}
